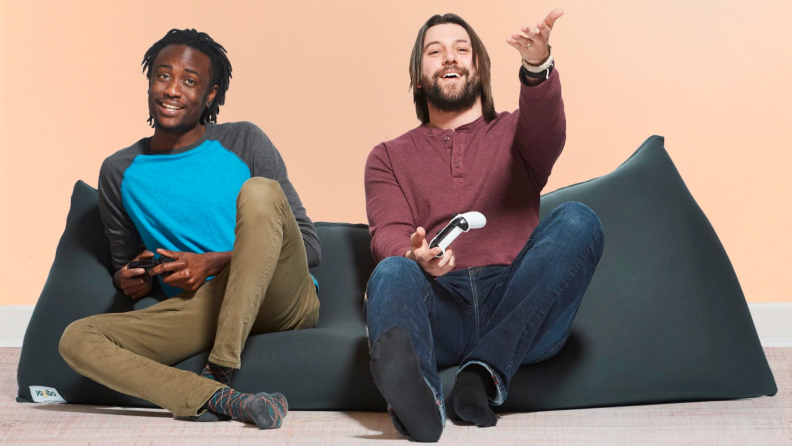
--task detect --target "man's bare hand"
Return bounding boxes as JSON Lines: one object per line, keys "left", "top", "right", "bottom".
{"left": 405, "top": 227, "right": 456, "bottom": 277}
{"left": 506, "top": 9, "right": 564, "bottom": 64}
{"left": 115, "top": 250, "right": 154, "bottom": 300}
{"left": 150, "top": 248, "right": 229, "bottom": 292}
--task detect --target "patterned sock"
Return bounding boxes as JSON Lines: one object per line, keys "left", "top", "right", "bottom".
{"left": 190, "top": 363, "right": 234, "bottom": 422}
{"left": 205, "top": 388, "right": 288, "bottom": 429}
{"left": 201, "top": 362, "right": 234, "bottom": 385}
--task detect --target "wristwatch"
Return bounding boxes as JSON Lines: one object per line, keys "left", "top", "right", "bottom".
{"left": 521, "top": 63, "right": 554, "bottom": 81}
{"left": 521, "top": 51, "right": 555, "bottom": 81}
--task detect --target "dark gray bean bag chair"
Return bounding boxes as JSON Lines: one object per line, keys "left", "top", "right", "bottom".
{"left": 17, "top": 135, "right": 776, "bottom": 411}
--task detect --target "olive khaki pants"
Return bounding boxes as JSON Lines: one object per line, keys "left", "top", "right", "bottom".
{"left": 59, "top": 178, "right": 320, "bottom": 417}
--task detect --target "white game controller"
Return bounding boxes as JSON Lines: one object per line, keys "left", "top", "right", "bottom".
{"left": 428, "top": 212, "right": 487, "bottom": 258}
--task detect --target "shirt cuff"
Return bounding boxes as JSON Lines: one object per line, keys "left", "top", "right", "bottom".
{"left": 519, "top": 66, "right": 560, "bottom": 100}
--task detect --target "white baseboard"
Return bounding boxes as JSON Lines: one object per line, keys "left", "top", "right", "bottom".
{"left": 1, "top": 303, "right": 791, "bottom": 348}
{"left": 0, "top": 306, "right": 35, "bottom": 347}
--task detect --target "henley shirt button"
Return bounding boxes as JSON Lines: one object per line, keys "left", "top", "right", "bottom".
{"left": 444, "top": 136, "right": 450, "bottom": 142}
{"left": 454, "top": 163, "right": 459, "bottom": 168}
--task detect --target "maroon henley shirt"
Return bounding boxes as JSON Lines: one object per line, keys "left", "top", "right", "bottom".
{"left": 365, "top": 69, "right": 566, "bottom": 269}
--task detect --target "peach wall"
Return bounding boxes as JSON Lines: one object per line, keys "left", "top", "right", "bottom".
{"left": 2, "top": 0, "right": 790, "bottom": 305}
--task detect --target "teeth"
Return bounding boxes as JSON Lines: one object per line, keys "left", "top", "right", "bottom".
{"left": 444, "top": 73, "right": 460, "bottom": 78}
{"left": 162, "top": 104, "right": 181, "bottom": 110}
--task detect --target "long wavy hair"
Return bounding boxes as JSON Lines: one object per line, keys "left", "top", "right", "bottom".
{"left": 409, "top": 14, "right": 496, "bottom": 124}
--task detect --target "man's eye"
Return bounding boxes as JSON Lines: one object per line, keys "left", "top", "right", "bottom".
{"left": 458, "top": 48, "right": 469, "bottom": 52}
{"left": 158, "top": 73, "right": 169, "bottom": 80}
{"left": 430, "top": 50, "right": 439, "bottom": 55}
{"left": 185, "top": 79, "right": 195, "bottom": 86}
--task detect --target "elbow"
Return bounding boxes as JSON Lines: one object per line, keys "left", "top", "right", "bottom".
{"left": 307, "top": 245, "right": 322, "bottom": 268}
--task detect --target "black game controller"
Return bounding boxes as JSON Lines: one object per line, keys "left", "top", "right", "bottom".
{"left": 128, "top": 257, "right": 174, "bottom": 274}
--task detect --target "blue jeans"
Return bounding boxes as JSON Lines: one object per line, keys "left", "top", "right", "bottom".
{"left": 365, "top": 202, "right": 604, "bottom": 422}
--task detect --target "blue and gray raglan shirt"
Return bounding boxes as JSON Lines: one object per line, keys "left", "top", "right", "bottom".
{"left": 98, "top": 121, "right": 321, "bottom": 297}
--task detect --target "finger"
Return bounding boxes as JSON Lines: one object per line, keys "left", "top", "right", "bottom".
{"left": 135, "top": 250, "right": 155, "bottom": 261}
{"left": 156, "top": 248, "right": 180, "bottom": 259}
{"left": 150, "top": 260, "right": 186, "bottom": 276}
{"left": 440, "top": 249, "right": 455, "bottom": 268}
{"left": 410, "top": 232, "right": 421, "bottom": 252}
{"left": 506, "top": 37, "right": 525, "bottom": 51}
{"left": 162, "top": 269, "right": 193, "bottom": 285}
{"left": 125, "top": 282, "right": 149, "bottom": 294}
{"left": 418, "top": 248, "right": 435, "bottom": 263}
{"left": 543, "top": 9, "right": 564, "bottom": 29}
{"left": 130, "top": 285, "right": 151, "bottom": 300}
{"left": 167, "top": 275, "right": 200, "bottom": 291}
{"left": 418, "top": 246, "right": 440, "bottom": 262}
{"left": 125, "top": 283, "right": 150, "bottom": 298}
{"left": 436, "top": 252, "right": 451, "bottom": 268}
{"left": 538, "top": 21, "right": 552, "bottom": 39}
{"left": 410, "top": 228, "right": 426, "bottom": 251}
{"left": 512, "top": 32, "right": 533, "bottom": 48}
{"left": 519, "top": 26, "right": 540, "bottom": 39}
{"left": 123, "top": 267, "right": 146, "bottom": 278}
{"left": 122, "top": 276, "right": 149, "bottom": 288}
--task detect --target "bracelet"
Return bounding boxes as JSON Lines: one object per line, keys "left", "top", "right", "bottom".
{"left": 522, "top": 54, "right": 554, "bottom": 73}
{"left": 521, "top": 45, "right": 554, "bottom": 81}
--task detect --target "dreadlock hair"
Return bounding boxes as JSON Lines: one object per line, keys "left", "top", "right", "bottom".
{"left": 409, "top": 14, "right": 496, "bottom": 124}
{"left": 141, "top": 29, "right": 232, "bottom": 127}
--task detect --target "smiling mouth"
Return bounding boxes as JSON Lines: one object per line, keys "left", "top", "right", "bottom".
{"left": 441, "top": 72, "right": 462, "bottom": 79}
{"left": 159, "top": 102, "right": 184, "bottom": 111}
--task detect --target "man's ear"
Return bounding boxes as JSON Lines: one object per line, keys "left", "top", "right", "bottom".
{"left": 207, "top": 85, "right": 219, "bottom": 105}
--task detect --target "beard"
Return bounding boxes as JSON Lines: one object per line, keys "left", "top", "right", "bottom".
{"left": 421, "top": 67, "right": 481, "bottom": 113}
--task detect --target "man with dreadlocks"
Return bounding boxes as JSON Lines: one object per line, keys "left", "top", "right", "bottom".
{"left": 59, "top": 29, "right": 321, "bottom": 429}
{"left": 363, "top": 10, "right": 604, "bottom": 441}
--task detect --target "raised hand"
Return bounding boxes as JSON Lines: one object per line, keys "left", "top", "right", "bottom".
{"left": 116, "top": 250, "right": 154, "bottom": 299}
{"left": 506, "top": 9, "right": 564, "bottom": 65}
{"left": 405, "top": 227, "right": 456, "bottom": 277}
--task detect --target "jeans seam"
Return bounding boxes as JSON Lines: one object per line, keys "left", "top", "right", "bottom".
{"left": 422, "top": 277, "right": 432, "bottom": 303}
{"left": 469, "top": 268, "right": 480, "bottom": 342}
{"left": 505, "top": 240, "right": 590, "bottom": 376}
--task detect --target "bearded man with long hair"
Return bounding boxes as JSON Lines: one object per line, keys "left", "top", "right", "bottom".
{"left": 363, "top": 10, "right": 605, "bottom": 442}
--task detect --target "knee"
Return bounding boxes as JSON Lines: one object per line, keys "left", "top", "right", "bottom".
{"left": 554, "top": 202, "right": 604, "bottom": 257}
{"left": 59, "top": 319, "right": 95, "bottom": 369}
{"left": 237, "top": 177, "right": 286, "bottom": 215}
{"left": 367, "top": 257, "right": 424, "bottom": 308}
{"left": 370, "top": 256, "right": 420, "bottom": 286}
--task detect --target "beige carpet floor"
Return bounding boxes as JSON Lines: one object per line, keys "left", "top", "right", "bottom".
{"left": 1, "top": 347, "right": 790, "bottom": 445}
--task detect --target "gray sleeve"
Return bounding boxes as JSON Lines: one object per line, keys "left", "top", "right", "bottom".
{"left": 98, "top": 150, "right": 146, "bottom": 272}
{"left": 218, "top": 122, "right": 321, "bottom": 268}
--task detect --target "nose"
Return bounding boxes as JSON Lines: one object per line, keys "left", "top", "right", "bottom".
{"left": 442, "top": 50, "right": 456, "bottom": 65}
{"left": 164, "top": 78, "right": 181, "bottom": 98}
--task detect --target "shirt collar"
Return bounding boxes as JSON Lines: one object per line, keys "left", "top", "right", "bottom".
{"left": 416, "top": 114, "right": 488, "bottom": 136}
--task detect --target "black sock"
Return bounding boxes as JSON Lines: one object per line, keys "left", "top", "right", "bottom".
{"left": 448, "top": 365, "right": 498, "bottom": 427}
{"left": 370, "top": 327, "right": 443, "bottom": 442}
